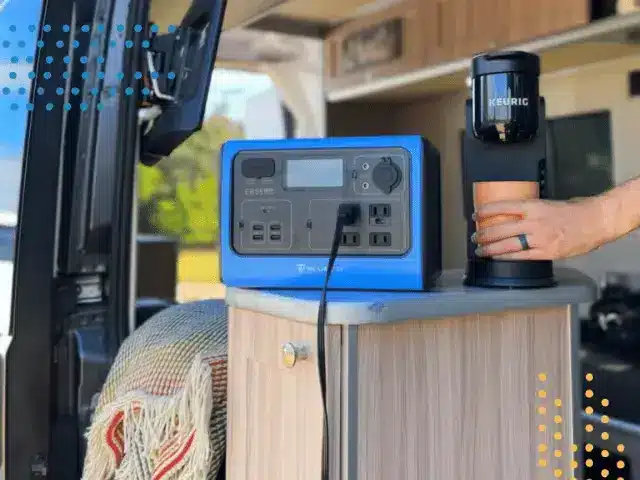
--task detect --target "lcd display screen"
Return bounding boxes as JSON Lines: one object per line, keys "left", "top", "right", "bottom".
{"left": 285, "top": 158, "right": 344, "bottom": 188}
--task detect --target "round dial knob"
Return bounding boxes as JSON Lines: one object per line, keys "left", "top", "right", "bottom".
{"left": 372, "top": 157, "right": 402, "bottom": 194}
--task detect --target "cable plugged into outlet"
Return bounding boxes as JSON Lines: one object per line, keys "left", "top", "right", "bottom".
{"left": 317, "top": 202, "right": 360, "bottom": 480}
{"left": 338, "top": 203, "right": 361, "bottom": 226}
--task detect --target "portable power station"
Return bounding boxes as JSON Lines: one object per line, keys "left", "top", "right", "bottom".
{"left": 219, "top": 135, "right": 442, "bottom": 291}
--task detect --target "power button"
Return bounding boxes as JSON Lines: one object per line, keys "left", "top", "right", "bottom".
{"left": 241, "top": 158, "right": 276, "bottom": 178}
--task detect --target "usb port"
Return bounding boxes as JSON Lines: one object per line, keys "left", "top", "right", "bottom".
{"left": 252, "top": 234, "right": 264, "bottom": 242}
{"left": 252, "top": 223, "right": 264, "bottom": 231}
{"left": 269, "top": 223, "right": 281, "bottom": 231}
{"left": 270, "top": 234, "right": 281, "bottom": 242}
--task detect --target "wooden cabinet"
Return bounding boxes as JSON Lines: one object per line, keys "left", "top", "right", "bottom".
{"left": 324, "top": 0, "right": 432, "bottom": 92}
{"left": 446, "top": 0, "right": 590, "bottom": 56}
{"left": 226, "top": 305, "right": 579, "bottom": 480}
{"left": 225, "top": 271, "right": 594, "bottom": 479}
{"left": 324, "top": 0, "right": 591, "bottom": 93}
{"left": 226, "top": 309, "right": 341, "bottom": 480}
{"left": 506, "top": 0, "right": 590, "bottom": 45}
{"left": 435, "top": 0, "right": 510, "bottom": 59}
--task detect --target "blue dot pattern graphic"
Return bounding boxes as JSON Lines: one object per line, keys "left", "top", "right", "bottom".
{"left": 1, "top": 22, "right": 186, "bottom": 111}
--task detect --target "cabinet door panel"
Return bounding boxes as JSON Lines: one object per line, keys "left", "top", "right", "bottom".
{"left": 227, "top": 308, "right": 341, "bottom": 480}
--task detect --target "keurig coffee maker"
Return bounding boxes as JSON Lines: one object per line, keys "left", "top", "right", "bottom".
{"left": 461, "top": 50, "right": 555, "bottom": 288}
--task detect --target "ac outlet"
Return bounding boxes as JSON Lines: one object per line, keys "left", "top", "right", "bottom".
{"left": 369, "top": 232, "right": 391, "bottom": 247}
{"left": 369, "top": 204, "right": 391, "bottom": 217}
{"left": 369, "top": 204, "right": 392, "bottom": 226}
{"left": 340, "top": 232, "right": 360, "bottom": 247}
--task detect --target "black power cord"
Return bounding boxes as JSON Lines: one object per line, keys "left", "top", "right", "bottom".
{"left": 317, "top": 203, "right": 360, "bottom": 480}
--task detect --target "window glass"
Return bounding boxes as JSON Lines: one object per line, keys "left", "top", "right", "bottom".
{"left": 0, "top": 224, "right": 15, "bottom": 262}
{"left": 0, "top": 2, "right": 40, "bottom": 214}
{"left": 136, "top": 68, "right": 284, "bottom": 302}
{"left": 0, "top": 0, "right": 43, "bottom": 329}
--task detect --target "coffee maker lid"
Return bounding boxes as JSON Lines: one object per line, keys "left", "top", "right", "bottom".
{"left": 471, "top": 51, "right": 540, "bottom": 78}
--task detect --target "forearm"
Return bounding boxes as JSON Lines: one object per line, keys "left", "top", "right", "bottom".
{"left": 595, "top": 175, "right": 640, "bottom": 243}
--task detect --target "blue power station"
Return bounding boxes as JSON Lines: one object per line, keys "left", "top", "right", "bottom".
{"left": 219, "top": 135, "right": 442, "bottom": 291}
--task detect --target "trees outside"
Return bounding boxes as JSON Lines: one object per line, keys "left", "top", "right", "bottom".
{"left": 137, "top": 107, "right": 243, "bottom": 247}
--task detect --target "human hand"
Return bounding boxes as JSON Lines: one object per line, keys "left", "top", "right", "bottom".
{"left": 471, "top": 197, "right": 611, "bottom": 260}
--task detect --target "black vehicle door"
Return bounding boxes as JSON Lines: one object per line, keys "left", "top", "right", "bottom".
{"left": 8, "top": 0, "right": 226, "bottom": 477}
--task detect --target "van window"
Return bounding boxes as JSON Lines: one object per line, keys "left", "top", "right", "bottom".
{"left": 0, "top": 0, "right": 43, "bottom": 327}
{"left": 0, "top": 2, "right": 41, "bottom": 215}
{"left": 0, "top": 224, "right": 15, "bottom": 262}
{"left": 137, "top": 68, "right": 283, "bottom": 302}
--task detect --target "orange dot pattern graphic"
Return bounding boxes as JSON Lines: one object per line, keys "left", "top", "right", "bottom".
{"left": 535, "top": 372, "right": 626, "bottom": 479}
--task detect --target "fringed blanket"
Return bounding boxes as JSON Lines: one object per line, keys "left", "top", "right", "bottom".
{"left": 82, "top": 300, "right": 228, "bottom": 480}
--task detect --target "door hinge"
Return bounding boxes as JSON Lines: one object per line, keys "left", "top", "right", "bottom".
{"left": 144, "top": 25, "right": 183, "bottom": 104}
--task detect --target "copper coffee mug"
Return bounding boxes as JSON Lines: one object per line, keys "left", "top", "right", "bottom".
{"left": 473, "top": 181, "right": 539, "bottom": 231}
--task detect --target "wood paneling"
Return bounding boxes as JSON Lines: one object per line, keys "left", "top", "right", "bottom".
{"left": 324, "top": 0, "right": 592, "bottom": 96}
{"left": 327, "top": 42, "right": 640, "bottom": 102}
{"left": 324, "top": 0, "right": 430, "bottom": 91}
{"left": 227, "top": 305, "right": 576, "bottom": 479}
{"left": 226, "top": 308, "right": 341, "bottom": 479}
{"left": 355, "top": 307, "right": 575, "bottom": 479}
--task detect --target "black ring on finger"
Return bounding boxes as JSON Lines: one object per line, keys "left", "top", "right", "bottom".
{"left": 518, "top": 233, "right": 530, "bottom": 251}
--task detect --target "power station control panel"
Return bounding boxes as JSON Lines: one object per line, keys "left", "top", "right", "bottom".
{"left": 231, "top": 147, "right": 411, "bottom": 256}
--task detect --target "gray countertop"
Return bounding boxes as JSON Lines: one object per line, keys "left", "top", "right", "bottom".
{"left": 224, "top": 267, "right": 597, "bottom": 325}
